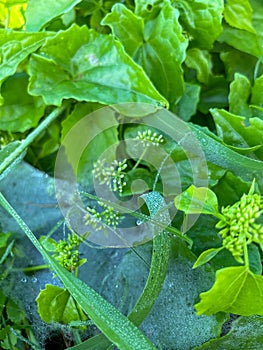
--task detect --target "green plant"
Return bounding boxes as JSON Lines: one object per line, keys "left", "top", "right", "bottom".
{"left": 0, "top": 0, "right": 263, "bottom": 349}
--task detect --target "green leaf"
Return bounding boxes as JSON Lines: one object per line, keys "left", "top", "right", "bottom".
{"left": 218, "top": 23, "right": 262, "bottom": 57}
{"left": 25, "top": 0, "right": 82, "bottom": 31}
{"left": 0, "top": 192, "right": 157, "bottom": 350}
{"left": 102, "top": 1, "right": 187, "bottom": 104}
{"left": 0, "top": 232, "right": 11, "bottom": 248}
{"left": 211, "top": 108, "right": 263, "bottom": 160}
{"left": 28, "top": 24, "right": 167, "bottom": 107}
{"left": 39, "top": 236, "right": 57, "bottom": 252}
{"left": 220, "top": 50, "right": 258, "bottom": 82}
{"left": 6, "top": 298, "right": 26, "bottom": 323}
{"left": 173, "top": 0, "right": 224, "bottom": 49}
{"left": 248, "top": 244, "right": 262, "bottom": 275}
{"left": 61, "top": 103, "right": 119, "bottom": 187}
{"left": 0, "top": 29, "right": 53, "bottom": 103}
{"left": 194, "top": 315, "right": 263, "bottom": 349}
{"left": 174, "top": 185, "right": 220, "bottom": 216}
{"left": 174, "top": 82, "right": 201, "bottom": 121}
{"left": 251, "top": 74, "right": 263, "bottom": 108}
{"left": 68, "top": 334, "right": 110, "bottom": 350}
{"left": 229, "top": 73, "right": 251, "bottom": 117}
{"left": 0, "top": 73, "right": 45, "bottom": 132}
{"left": 193, "top": 247, "right": 224, "bottom": 269}
{"left": 37, "top": 284, "right": 87, "bottom": 324}
{"left": 128, "top": 192, "right": 171, "bottom": 325}
{"left": 102, "top": 3, "right": 144, "bottom": 58}
{"left": 198, "top": 75, "right": 229, "bottom": 113}
{"left": 195, "top": 266, "right": 263, "bottom": 316}
{"left": 212, "top": 171, "right": 251, "bottom": 206}
{"left": 224, "top": 0, "right": 256, "bottom": 33}
{"left": 185, "top": 48, "right": 212, "bottom": 84}
{"left": 251, "top": 0, "right": 263, "bottom": 50}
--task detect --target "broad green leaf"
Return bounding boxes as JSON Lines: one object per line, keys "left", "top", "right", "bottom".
{"left": 6, "top": 298, "right": 26, "bottom": 323}
{"left": 28, "top": 24, "right": 167, "bottom": 107}
{"left": 251, "top": 0, "right": 263, "bottom": 49}
{"left": 195, "top": 266, "right": 263, "bottom": 316}
{"left": 102, "top": 1, "right": 187, "bottom": 104}
{"left": 220, "top": 50, "right": 258, "bottom": 82}
{"left": 211, "top": 108, "right": 263, "bottom": 160}
{"left": 224, "top": 0, "right": 256, "bottom": 33}
{"left": 102, "top": 4, "right": 144, "bottom": 58}
{"left": 247, "top": 244, "right": 262, "bottom": 275}
{"left": 121, "top": 168, "right": 154, "bottom": 196}
{"left": 0, "top": 73, "right": 45, "bottom": 132}
{"left": 174, "top": 185, "right": 220, "bottom": 216}
{"left": 251, "top": 74, "right": 263, "bottom": 108}
{"left": 198, "top": 75, "right": 229, "bottom": 113}
{"left": 0, "top": 30, "right": 53, "bottom": 103}
{"left": 212, "top": 171, "right": 251, "bottom": 206}
{"left": 61, "top": 103, "right": 119, "bottom": 187}
{"left": 218, "top": 23, "right": 262, "bottom": 57}
{"left": 173, "top": 0, "right": 224, "bottom": 49}
{"left": 25, "top": 0, "right": 82, "bottom": 31}
{"left": 193, "top": 247, "right": 224, "bottom": 269}
{"left": 194, "top": 315, "right": 263, "bottom": 349}
{"left": 229, "top": 73, "right": 251, "bottom": 117}
{"left": 0, "top": 192, "right": 157, "bottom": 350}
{"left": 37, "top": 284, "right": 87, "bottom": 324}
{"left": 0, "top": 1, "right": 26, "bottom": 29}
{"left": 174, "top": 82, "right": 201, "bottom": 121}
{"left": 185, "top": 49, "right": 212, "bottom": 85}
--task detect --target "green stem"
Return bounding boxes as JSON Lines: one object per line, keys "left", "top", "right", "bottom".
{"left": 12, "top": 264, "right": 49, "bottom": 272}
{"left": 243, "top": 241, "right": 249, "bottom": 268}
{"left": 132, "top": 148, "right": 148, "bottom": 171}
{"left": 0, "top": 104, "right": 67, "bottom": 176}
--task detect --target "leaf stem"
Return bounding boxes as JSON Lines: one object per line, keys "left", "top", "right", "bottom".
{"left": 132, "top": 148, "right": 148, "bottom": 171}
{"left": 0, "top": 104, "right": 67, "bottom": 176}
{"left": 243, "top": 241, "right": 249, "bottom": 268}
{"left": 12, "top": 264, "right": 49, "bottom": 272}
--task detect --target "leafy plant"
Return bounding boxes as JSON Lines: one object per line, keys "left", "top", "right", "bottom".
{"left": 0, "top": 0, "right": 263, "bottom": 349}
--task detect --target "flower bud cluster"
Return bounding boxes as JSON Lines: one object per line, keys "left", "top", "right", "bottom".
{"left": 84, "top": 201, "right": 123, "bottom": 231}
{"left": 55, "top": 234, "right": 82, "bottom": 271}
{"left": 136, "top": 129, "right": 164, "bottom": 147}
{"left": 216, "top": 192, "right": 263, "bottom": 263}
{"left": 92, "top": 159, "right": 127, "bottom": 193}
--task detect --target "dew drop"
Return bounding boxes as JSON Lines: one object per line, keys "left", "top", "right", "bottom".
{"left": 136, "top": 219, "right": 143, "bottom": 226}
{"left": 21, "top": 277, "right": 27, "bottom": 283}
{"left": 31, "top": 277, "right": 38, "bottom": 283}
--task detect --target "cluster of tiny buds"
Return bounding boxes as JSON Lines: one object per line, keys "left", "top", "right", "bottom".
{"left": 84, "top": 201, "right": 123, "bottom": 231}
{"left": 136, "top": 129, "right": 164, "bottom": 147}
{"left": 92, "top": 159, "right": 127, "bottom": 193}
{"left": 55, "top": 234, "right": 83, "bottom": 271}
{"left": 216, "top": 191, "right": 263, "bottom": 263}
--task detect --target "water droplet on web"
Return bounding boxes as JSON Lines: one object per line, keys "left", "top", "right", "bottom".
{"left": 21, "top": 277, "right": 27, "bottom": 283}
{"left": 31, "top": 277, "right": 38, "bottom": 283}
{"left": 136, "top": 219, "right": 143, "bottom": 226}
